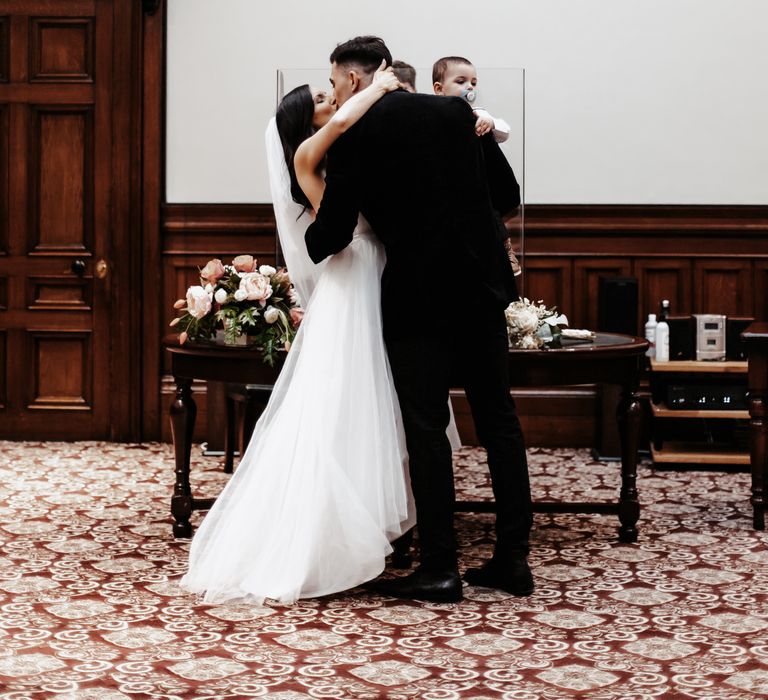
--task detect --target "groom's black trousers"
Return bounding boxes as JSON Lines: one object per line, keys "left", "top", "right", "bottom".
{"left": 386, "top": 313, "right": 533, "bottom": 570}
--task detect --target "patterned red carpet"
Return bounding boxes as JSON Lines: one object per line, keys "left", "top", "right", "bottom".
{"left": 0, "top": 441, "right": 766, "bottom": 699}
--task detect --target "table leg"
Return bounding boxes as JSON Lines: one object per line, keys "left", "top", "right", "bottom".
{"left": 616, "top": 383, "right": 641, "bottom": 543}
{"left": 170, "top": 377, "right": 197, "bottom": 538}
{"left": 748, "top": 391, "right": 767, "bottom": 530}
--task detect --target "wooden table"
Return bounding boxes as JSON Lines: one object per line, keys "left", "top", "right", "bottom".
{"left": 742, "top": 322, "right": 768, "bottom": 529}
{"left": 166, "top": 332, "right": 648, "bottom": 542}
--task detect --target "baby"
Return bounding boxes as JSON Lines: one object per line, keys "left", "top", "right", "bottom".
{"left": 433, "top": 56, "right": 520, "bottom": 276}
{"left": 432, "top": 56, "right": 510, "bottom": 143}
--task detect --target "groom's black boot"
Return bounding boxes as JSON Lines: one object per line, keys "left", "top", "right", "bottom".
{"left": 370, "top": 565, "right": 462, "bottom": 603}
{"left": 464, "top": 556, "right": 534, "bottom": 596}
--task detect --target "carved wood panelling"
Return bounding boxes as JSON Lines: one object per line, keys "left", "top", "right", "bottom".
{"left": 573, "top": 258, "right": 633, "bottom": 333}
{"left": 161, "top": 204, "right": 278, "bottom": 256}
{"left": 29, "top": 18, "right": 94, "bottom": 82}
{"left": 0, "top": 103, "right": 7, "bottom": 254}
{"left": 0, "top": 17, "right": 8, "bottom": 82}
{"left": 524, "top": 205, "right": 768, "bottom": 257}
{"left": 633, "top": 258, "right": 693, "bottom": 318}
{"left": 27, "top": 275, "right": 91, "bottom": 310}
{"left": 0, "top": 330, "right": 6, "bottom": 408}
{"left": 0, "top": 276, "right": 7, "bottom": 310}
{"left": 28, "top": 330, "right": 91, "bottom": 409}
{"left": 693, "top": 259, "right": 753, "bottom": 318}
{"left": 522, "top": 258, "right": 573, "bottom": 324}
{"left": 151, "top": 203, "right": 768, "bottom": 445}
{"left": 29, "top": 105, "right": 93, "bottom": 254}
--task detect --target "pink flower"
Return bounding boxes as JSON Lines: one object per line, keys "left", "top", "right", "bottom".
{"left": 186, "top": 285, "right": 212, "bottom": 319}
{"left": 169, "top": 317, "right": 181, "bottom": 327}
{"left": 290, "top": 307, "right": 305, "bottom": 328}
{"left": 173, "top": 298, "right": 186, "bottom": 309}
{"left": 238, "top": 272, "right": 272, "bottom": 305}
{"left": 232, "top": 255, "right": 256, "bottom": 272}
{"left": 200, "top": 259, "right": 225, "bottom": 284}
{"left": 179, "top": 331, "right": 189, "bottom": 345}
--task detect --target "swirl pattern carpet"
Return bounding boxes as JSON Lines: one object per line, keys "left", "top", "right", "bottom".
{"left": 0, "top": 441, "right": 766, "bottom": 699}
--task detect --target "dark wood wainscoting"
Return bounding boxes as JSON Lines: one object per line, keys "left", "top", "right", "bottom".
{"left": 154, "top": 204, "right": 768, "bottom": 447}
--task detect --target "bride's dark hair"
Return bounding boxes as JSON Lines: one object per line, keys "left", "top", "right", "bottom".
{"left": 275, "top": 84, "right": 317, "bottom": 211}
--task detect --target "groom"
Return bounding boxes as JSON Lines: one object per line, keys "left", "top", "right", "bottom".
{"left": 305, "top": 36, "right": 533, "bottom": 603}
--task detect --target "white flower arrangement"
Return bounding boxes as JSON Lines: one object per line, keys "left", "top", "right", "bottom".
{"left": 505, "top": 297, "right": 569, "bottom": 349}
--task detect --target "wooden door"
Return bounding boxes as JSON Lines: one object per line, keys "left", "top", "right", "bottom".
{"left": 0, "top": 0, "right": 122, "bottom": 439}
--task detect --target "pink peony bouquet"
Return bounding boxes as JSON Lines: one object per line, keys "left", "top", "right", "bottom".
{"left": 169, "top": 255, "right": 302, "bottom": 366}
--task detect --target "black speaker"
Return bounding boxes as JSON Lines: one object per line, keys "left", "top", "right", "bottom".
{"left": 726, "top": 317, "right": 754, "bottom": 360}
{"left": 667, "top": 315, "right": 695, "bottom": 361}
{"left": 597, "top": 277, "right": 638, "bottom": 336}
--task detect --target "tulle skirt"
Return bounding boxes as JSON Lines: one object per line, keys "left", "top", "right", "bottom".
{"left": 180, "top": 231, "right": 418, "bottom": 604}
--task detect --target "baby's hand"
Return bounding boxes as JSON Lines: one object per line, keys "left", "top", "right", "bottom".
{"left": 473, "top": 111, "right": 494, "bottom": 136}
{"left": 373, "top": 59, "right": 400, "bottom": 93}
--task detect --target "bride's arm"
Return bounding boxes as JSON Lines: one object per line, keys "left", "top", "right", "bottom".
{"left": 295, "top": 64, "right": 399, "bottom": 211}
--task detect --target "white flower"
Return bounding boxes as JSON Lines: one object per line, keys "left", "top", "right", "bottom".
{"left": 259, "top": 265, "right": 277, "bottom": 277}
{"left": 264, "top": 306, "right": 279, "bottom": 324}
{"left": 214, "top": 288, "right": 228, "bottom": 304}
{"left": 185, "top": 286, "right": 212, "bottom": 319}
{"left": 518, "top": 334, "right": 541, "bottom": 349}
{"left": 234, "top": 289, "right": 247, "bottom": 302}
{"left": 204, "top": 283, "right": 213, "bottom": 293}
{"left": 238, "top": 272, "right": 273, "bottom": 304}
{"left": 506, "top": 305, "right": 539, "bottom": 335}
{"left": 288, "top": 288, "right": 301, "bottom": 306}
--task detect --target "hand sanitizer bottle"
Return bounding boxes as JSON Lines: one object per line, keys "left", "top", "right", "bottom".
{"left": 655, "top": 317, "right": 670, "bottom": 362}
{"left": 645, "top": 313, "right": 657, "bottom": 358}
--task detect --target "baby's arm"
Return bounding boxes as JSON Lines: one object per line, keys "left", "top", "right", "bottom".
{"left": 296, "top": 64, "right": 399, "bottom": 210}
{"left": 503, "top": 237, "right": 522, "bottom": 276}
{"left": 473, "top": 108, "right": 510, "bottom": 143}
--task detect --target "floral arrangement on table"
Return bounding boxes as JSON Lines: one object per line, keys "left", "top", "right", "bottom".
{"left": 169, "top": 255, "right": 303, "bottom": 366}
{"left": 505, "top": 297, "right": 571, "bottom": 349}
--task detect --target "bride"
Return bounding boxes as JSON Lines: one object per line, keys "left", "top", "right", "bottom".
{"left": 181, "top": 64, "right": 459, "bottom": 604}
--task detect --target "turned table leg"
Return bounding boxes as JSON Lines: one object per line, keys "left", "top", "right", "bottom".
{"left": 616, "top": 382, "right": 641, "bottom": 543}
{"left": 748, "top": 391, "right": 767, "bottom": 530}
{"left": 170, "top": 377, "right": 197, "bottom": 538}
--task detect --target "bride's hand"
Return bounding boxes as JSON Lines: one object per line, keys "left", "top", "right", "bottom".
{"left": 372, "top": 59, "right": 400, "bottom": 93}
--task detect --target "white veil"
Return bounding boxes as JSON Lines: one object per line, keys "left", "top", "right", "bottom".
{"left": 265, "top": 117, "right": 325, "bottom": 308}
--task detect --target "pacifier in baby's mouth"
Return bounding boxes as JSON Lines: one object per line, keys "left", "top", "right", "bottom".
{"left": 460, "top": 87, "right": 477, "bottom": 104}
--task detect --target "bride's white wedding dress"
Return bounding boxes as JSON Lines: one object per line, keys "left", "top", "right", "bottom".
{"left": 180, "top": 119, "right": 459, "bottom": 605}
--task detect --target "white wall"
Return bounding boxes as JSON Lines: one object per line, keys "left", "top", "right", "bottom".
{"left": 166, "top": 0, "right": 768, "bottom": 204}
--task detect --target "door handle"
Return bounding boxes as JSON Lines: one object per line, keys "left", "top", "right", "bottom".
{"left": 71, "top": 259, "right": 86, "bottom": 276}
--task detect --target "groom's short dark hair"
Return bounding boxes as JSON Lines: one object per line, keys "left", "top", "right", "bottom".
{"left": 330, "top": 36, "right": 392, "bottom": 74}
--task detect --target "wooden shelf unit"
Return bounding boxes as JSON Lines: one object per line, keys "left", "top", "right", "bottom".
{"left": 650, "top": 359, "right": 747, "bottom": 374}
{"left": 651, "top": 402, "right": 749, "bottom": 420}
{"left": 649, "top": 360, "right": 749, "bottom": 466}
{"left": 651, "top": 444, "right": 750, "bottom": 466}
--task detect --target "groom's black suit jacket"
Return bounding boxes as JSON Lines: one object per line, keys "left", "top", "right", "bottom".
{"left": 305, "top": 90, "right": 520, "bottom": 340}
